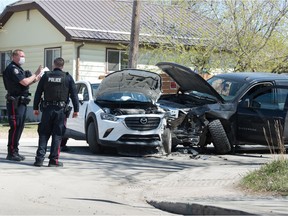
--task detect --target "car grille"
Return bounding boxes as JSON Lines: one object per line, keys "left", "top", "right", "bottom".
{"left": 119, "top": 134, "right": 161, "bottom": 142}
{"left": 125, "top": 117, "right": 161, "bottom": 131}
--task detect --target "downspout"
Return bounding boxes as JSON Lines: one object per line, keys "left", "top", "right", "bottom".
{"left": 76, "top": 42, "right": 85, "bottom": 81}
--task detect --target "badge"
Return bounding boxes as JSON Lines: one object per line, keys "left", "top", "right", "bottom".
{"left": 14, "top": 68, "right": 19, "bottom": 74}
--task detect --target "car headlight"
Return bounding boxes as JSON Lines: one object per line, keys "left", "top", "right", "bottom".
{"left": 100, "top": 113, "right": 118, "bottom": 121}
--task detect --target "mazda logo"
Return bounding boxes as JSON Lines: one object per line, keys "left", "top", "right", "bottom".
{"left": 139, "top": 117, "right": 148, "bottom": 124}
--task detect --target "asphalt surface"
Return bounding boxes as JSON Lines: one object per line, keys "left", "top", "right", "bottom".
{"left": 0, "top": 136, "right": 287, "bottom": 215}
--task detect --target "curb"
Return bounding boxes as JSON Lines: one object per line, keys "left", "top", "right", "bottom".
{"left": 147, "top": 200, "right": 253, "bottom": 215}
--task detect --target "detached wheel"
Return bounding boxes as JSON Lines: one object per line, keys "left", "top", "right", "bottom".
{"left": 208, "top": 119, "right": 231, "bottom": 154}
{"left": 87, "top": 122, "right": 102, "bottom": 154}
{"left": 162, "top": 128, "right": 172, "bottom": 154}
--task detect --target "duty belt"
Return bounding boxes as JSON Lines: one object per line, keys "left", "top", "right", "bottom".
{"left": 43, "top": 101, "right": 66, "bottom": 107}
{"left": 6, "top": 94, "right": 31, "bottom": 105}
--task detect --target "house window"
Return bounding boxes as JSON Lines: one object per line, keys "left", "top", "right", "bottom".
{"left": 0, "top": 51, "right": 12, "bottom": 75}
{"left": 44, "top": 47, "right": 61, "bottom": 70}
{"left": 107, "top": 49, "right": 128, "bottom": 72}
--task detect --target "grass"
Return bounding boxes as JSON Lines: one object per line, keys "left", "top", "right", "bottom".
{"left": 0, "top": 123, "right": 38, "bottom": 138}
{"left": 240, "top": 159, "right": 288, "bottom": 196}
{"left": 240, "top": 119, "right": 288, "bottom": 196}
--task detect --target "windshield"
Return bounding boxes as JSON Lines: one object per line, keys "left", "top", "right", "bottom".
{"left": 207, "top": 76, "right": 247, "bottom": 101}
{"left": 91, "top": 83, "right": 101, "bottom": 100}
{"left": 187, "top": 90, "right": 219, "bottom": 102}
{"left": 97, "top": 91, "right": 152, "bottom": 103}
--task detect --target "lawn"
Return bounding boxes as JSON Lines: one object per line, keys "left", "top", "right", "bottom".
{"left": 0, "top": 123, "right": 38, "bottom": 138}
{"left": 240, "top": 158, "right": 288, "bottom": 196}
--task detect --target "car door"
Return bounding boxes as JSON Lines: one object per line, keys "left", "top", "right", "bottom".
{"left": 67, "top": 83, "right": 89, "bottom": 135}
{"left": 236, "top": 85, "right": 288, "bottom": 146}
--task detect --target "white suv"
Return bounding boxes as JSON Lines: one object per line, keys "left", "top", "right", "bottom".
{"left": 64, "top": 69, "right": 170, "bottom": 154}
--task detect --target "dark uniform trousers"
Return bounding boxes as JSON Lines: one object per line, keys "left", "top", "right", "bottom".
{"left": 35, "top": 105, "right": 66, "bottom": 164}
{"left": 6, "top": 100, "right": 27, "bottom": 155}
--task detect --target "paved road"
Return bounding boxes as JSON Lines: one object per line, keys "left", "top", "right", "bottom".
{"left": 0, "top": 138, "right": 287, "bottom": 215}
{"left": 0, "top": 138, "right": 194, "bottom": 215}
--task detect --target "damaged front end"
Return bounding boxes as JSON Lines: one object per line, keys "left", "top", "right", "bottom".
{"left": 163, "top": 104, "right": 210, "bottom": 147}
{"left": 156, "top": 62, "right": 235, "bottom": 154}
{"left": 92, "top": 68, "right": 172, "bottom": 153}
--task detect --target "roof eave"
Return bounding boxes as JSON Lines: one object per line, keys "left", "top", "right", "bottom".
{"left": 69, "top": 37, "right": 130, "bottom": 45}
{"left": 1, "top": 2, "right": 39, "bottom": 25}
{"left": 68, "top": 37, "right": 176, "bottom": 47}
{"left": 0, "top": 1, "right": 71, "bottom": 39}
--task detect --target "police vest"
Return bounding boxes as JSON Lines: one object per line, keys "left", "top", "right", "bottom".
{"left": 3, "top": 63, "right": 29, "bottom": 97}
{"left": 44, "top": 71, "right": 69, "bottom": 102}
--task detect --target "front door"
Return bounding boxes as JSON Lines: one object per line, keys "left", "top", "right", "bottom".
{"left": 237, "top": 86, "right": 288, "bottom": 146}
{"left": 66, "top": 83, "right": 89, "bottom": 136}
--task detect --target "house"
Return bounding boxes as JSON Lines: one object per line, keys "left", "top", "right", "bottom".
{"left": 0, "top": 0, "right": 218, "bottom": 121}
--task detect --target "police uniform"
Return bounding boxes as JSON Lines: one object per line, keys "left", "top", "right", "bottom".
{"left": 2, "top": 61, "right": 32, "bottom": 161}
{"left": 33, "top": 68, "right": 79, "bottom": 166}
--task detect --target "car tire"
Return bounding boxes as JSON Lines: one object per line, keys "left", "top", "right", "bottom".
{"left": 87, "top": 122, "right": 102, "bottom": 154}
{"left": 208, "top": 119, "right": 231, "bottom": 154}
{"left": 162, "top": 128, "right": 172, "bottom": 154}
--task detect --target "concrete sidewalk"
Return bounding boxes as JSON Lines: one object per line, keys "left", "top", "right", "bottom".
{"left": 145, "top": 153, "right": 288, "bottom": 215}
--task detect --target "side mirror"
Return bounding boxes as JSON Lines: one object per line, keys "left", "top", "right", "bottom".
{"left": 241, "top": 98, "right": 250, "bottom": 108}
{"left": 78, "top": 94, "right": 84, "bottom": 103}
{"left": 251, "top": 100, "right": 261, "bottom": 108}
{"left": 78, "top": 94, "right": 85, "bottom": 105}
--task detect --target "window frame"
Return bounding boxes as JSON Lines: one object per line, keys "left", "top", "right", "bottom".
{"left": 44, "top": 47, "right": 61, "bottom": 70}
{"left": 106, "top": 49, "right": 128, "bottom": 73}
{"left": 0, "top": 50, "right": 12, "bottom": 75}
{"left": 242, "top": 85, "right": 288, "bottom": 111}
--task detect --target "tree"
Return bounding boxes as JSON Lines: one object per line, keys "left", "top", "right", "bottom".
{"left": 141, "top": 0, "right": 288, "bottom": 73}
{"left": 207, "top": 0, "right": 288, "bottom": 72}
{"left": 187, "top": 0, "right": 288, "bottom": 72}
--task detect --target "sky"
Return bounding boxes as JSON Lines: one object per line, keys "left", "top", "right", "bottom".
{"left": 0, "top": 0, "right": 18, "bottom": 14}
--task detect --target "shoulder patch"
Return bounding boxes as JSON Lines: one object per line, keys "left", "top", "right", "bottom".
{"left": 14, "top": 68, "right": 19, "bottom": 74}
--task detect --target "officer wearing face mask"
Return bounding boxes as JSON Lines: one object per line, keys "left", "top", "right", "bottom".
{"left": 2, "top": 49, "right": 42, "bottom": 161}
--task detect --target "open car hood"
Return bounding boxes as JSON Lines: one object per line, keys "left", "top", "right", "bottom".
{"left": 156, "top": 62, "right": 224, "bottom": 103}
{"left": 96, "top": 69, "right": 162, "bottom": 103}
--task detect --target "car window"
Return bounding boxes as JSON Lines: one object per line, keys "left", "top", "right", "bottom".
{"left": 251, "top": 91, "right": 276, "bottom": 109}
{"left": 77, "top": 84, "right": 89, "bottom": 101}
{"left": 244, "top": 86, "right": 288, "bottom": 111}
{"left": 91, "top": 83, "right": 100, "bottom": 100}
{"left": 97, "top": 92, "right": 151, "bottom": 102}
{"left": 207, "top": 77, "right": 246, "bottom": 101}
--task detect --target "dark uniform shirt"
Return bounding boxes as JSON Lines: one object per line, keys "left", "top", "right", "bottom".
{"left": 3, "top": 61, "right": 29, "bottom": 97}
{"left": 33, "top": 68, "right": 79, "bottom": 112}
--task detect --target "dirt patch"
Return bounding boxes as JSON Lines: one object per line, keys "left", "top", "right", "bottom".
{"left": 0, "top": 123, "right": 38, "bottom": 138}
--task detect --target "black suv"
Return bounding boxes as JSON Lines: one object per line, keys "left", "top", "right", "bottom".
{"left": 157, "top": 62, "right": 288, "bottom": 154}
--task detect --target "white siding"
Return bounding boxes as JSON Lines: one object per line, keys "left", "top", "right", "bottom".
{"left": 76, "top": 44, "right": 158, "bottom": 82}
{"left": 0, "top": 10, "right": 67, "bottom": 119}
{"left": 0, "top": 10, "right": 65, "bottom": 47}
{"left": 0, "top": 9, "right": 158, "bottom": 120}
{"left": 60, "top": 42, "right": 76, "bottom": 79}
{"left": 76, "top": 43, "right": 107, "bottom": 82}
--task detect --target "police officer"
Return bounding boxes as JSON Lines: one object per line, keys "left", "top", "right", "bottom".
{"left": 2, "top": 49, "right": 42, "bottom": 161}
{"left": 33, "top": 57, "right": 79, "bottom": 167}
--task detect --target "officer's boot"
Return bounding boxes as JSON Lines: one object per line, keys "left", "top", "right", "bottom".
{"left": 34, "top": 157, "right": 44, "bottom": 167}
{"left": 15, "top": 149, "right": 26, "bottom": 161}
{"left": 6, "top": 147, "right": 22, "bottom": 161}
{"left": 48, "top": 159, "right": 63, "bottom": 167}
